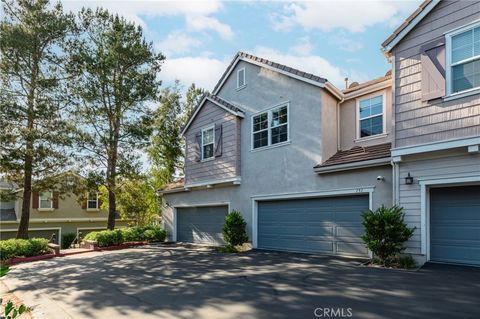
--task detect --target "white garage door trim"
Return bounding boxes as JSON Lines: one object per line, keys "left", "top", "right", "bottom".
{"left": 251, "top": 186, "right": 375, "bottom": 249}
{"left": 172, "top": 201, "right": 230, "bottom": 242}
{"left": 419, "top": 175, "right": 480, "bottom": 262}
{"left": 0, "top": 227, "right": 62, "bottom": 247}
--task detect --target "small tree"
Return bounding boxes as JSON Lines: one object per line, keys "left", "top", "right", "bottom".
{"left": 361, "top": 205, "right": 415, "bottom": 265}
{"left": 222, "top": 210, "right": 248, "bottom": 248}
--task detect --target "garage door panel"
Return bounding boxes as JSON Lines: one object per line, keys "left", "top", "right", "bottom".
{"left": 430, "top": 185, "right": 480, "bottom": 266}
{"left": 177, "top": 206, "right": 227, "bottom": 246}
{"left": 258, "top": 195, "right": 369, "bottom": 257}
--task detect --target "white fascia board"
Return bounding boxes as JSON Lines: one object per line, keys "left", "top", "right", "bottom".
{"left": 391, "top": 137, "right": 480, "bottom": 157}
{"left": 314, "top": 157, "right": 391, "bottom": 174}
{"left": 382, "top": 0, "right": 440, "bottom": 54}
{"left": 183, "top": 176, "right": 242, "bottom": 189}
{"left": 180, "top": 96, "right": 244, "bottom": 136}
{"left": 343, "top": 80, "right": 392, "bottom": 100}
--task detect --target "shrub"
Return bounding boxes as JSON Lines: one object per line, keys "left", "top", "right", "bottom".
{"left": 142, "top": 226, "right": 166, "bottom": 242}
{"left": 361, "top": 205, "right": 415, "bottom": 266}
{"left": 121, "top": 227, "right": 145, "bottom": 242}
{"left": 0, "top": 238, "right": 50, "bottom": 261}
{"left": 61, "top": 233, "right": 77, "bottom": 249}
{"left": 222, "top": 210, "right": 248, "bottom": 247}
{"left": 84, "top": 229, "right": 124, "bottom": 247}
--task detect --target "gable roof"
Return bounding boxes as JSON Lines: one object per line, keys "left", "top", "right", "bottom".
{"left": 212, "top": 51, "right": 343, "bottom": 100}
{"left": 181, "top": 93, "right": 244, "bottom": 136}
{"left": 382, "top": 0, "right": 440, "bottom": 55}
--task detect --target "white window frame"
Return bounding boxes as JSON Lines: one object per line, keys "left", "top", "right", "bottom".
{"left": 251, "top": 102, "right": 290, "bottom": 151}
{"left": 236, "top": 67, "right": 246, "bottom": 90}
{"left": 38, "top": 191, "right": 53, "bottom": 211}
{"left": 445, "top": 20, "right": 480, "bottom": 98}
{"left": 87, "top": 192, "right": 99, "bottom": 211}
{"left": 356, "top": 92, "right": 386, "bottom": 140}
{"left": 201, "top": 125, "right": 215, "bottom": 161}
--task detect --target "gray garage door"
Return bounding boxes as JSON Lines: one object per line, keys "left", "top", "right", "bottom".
{"left": 177, "top": 206, "right": 228, "bottom": 245}
{"left": 258, "top": 195, "right": 369, "bottom": 257}
{"left": 430, "top": 186, "right": 480, "bottom": 266}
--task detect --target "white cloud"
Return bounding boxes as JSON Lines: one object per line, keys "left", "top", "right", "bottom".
{"left": 271, "top": 0, "right": 421, "bottom": 33}
{"left": 160, "top": 56, "right": 230, "bottom": 91}
{"left": 157, "top": 30, "right": 202, "bottom": 57}
{"left": 290, "top": 36, "right": 313, "bottom": 56}
{"left": 62, "top": 0, "right": 233, "bottom": 38}
{"left": 252, "top": 46, "right": 347, "bottom": 87}
{"left": 186, "top": 15, "right": 234, "bottom": 40}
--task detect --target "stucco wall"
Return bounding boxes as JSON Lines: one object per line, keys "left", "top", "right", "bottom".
{"left": 392, "top": 0, "right": 480, "bottom": 148}
{"left": 340, "top": 87, "right": 393, "bottom": 150}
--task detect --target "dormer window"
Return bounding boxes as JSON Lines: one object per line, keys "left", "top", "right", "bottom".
{"left": 237, "top": 68, "right": 246, "bottom": 90}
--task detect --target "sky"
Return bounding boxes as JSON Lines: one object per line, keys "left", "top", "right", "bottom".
{"left": 60, "top": 0, "right": 423, "bottom": 92}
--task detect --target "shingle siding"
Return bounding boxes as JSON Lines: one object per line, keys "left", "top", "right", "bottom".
{"left": 184, "top": 100, "right": 241, "bottom": 185}
{"left": 393, "top": 0, "right": 480, "bottom": 148}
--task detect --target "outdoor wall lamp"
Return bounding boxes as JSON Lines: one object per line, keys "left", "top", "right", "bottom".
{"left": 405, "top": 173, "right": 414, "bottom": 185}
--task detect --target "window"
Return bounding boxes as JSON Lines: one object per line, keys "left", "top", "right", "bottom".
{"left": 252, "top": 104, "right": 289, "bottom": 149}
{"left": 237, "top": 68, "right": 246, "bottom": 89}
{"left": 39, "top": 191, "right": 53, "bottom": 209}
{"left": 201, "top": 126, "right": 215, "bottom": 160}
{"left": 447, "top": 23, "right": 480, "bottom": 95}
{"left": 87, "top": 192, "right": 98, "bottom": 210}
{"left": 358, "top": 95, "right": 384, "bottom": 138}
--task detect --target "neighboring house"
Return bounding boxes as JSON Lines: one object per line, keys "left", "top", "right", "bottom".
{"left": 0, "top": 180, "right": 128, "bottom": 247}
{"left": 160, "top": 51, "right": 394, "bottom": 259}
{"left": 382, "top": 0, "right": 480, "bottom": 266}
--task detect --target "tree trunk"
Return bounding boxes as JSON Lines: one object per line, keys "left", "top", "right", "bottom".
{"left": 106, "top": 130, "right": 119, "bottom": 230}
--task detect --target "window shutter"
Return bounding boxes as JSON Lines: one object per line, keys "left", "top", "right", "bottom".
{"left": 98, "top": 197, "right": 102, "bottom": 209}
{"left": 214, "top": 123, "right": 223, "bottom": 157}
{"left": 421, "top": 41, "right": 446, "bottom": 101}
{"left": 81, "top": 197, "right": 87, "bottom": 209}
{"left": 52, "top": 192, "right": 59, "bottom": 209}
{"left": 32, "top": 191, "right": 39, "bottom": 209}
{"left": 194, "top": 132, "right": 202, "bottom": 162}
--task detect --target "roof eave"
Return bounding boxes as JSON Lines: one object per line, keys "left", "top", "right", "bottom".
{"left": 314, "top": 157, "right": 391, "bottom": 174}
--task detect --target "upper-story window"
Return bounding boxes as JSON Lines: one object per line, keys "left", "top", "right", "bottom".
{"left": 237, "top": 68, "right": 246, "bottom": 89}
{"left": 39, "top": 191, "right": 53, "bottom": 209}
{"left": 87, "top": 192, "right": 99, "bottom": 210}
{"left": 446, "top": 23, "right": 480, "bottom": 95}
{"left": 252, "top": 104, "right": 289, "bottom": 149}
{"left": 201, "top": 125, "right": 215, "bottom": 160}
{"left": 358, "top": 95, "right": 384, "bottom": 138}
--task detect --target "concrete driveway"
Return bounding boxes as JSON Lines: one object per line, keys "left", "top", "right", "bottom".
{"left": 1, "top": 244, "right": 479, "bottom": 319}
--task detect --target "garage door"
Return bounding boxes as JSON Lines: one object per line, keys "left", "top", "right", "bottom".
{"left": 258, "top": 195, "right": 369, "bottom": 257}
{"left": 177, "top": 206, "right": 228, "bottom": 245}
{"left": 430, "top": 186, "right": 480, "bottom": 266}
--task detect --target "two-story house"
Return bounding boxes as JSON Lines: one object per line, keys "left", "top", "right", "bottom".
{"left": 382, "top": 0, "right": 480, "bottom": 266}
{"left": 0, "top": 178, "right": 129, "bottom": 247}
{"left": 160, "top": 52, "right": 394, "bottom": 259}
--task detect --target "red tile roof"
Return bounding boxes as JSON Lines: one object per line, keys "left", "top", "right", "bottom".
{"left": 315, "top": 143, "right": 391, "bottom": 168}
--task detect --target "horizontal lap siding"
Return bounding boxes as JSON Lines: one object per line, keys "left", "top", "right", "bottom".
{"left": 185, "top": 100, "right": 240, "bottom": 184}
{"left": 399, "top": 152, "right": 480, "bottom": 254}
{"left": 393, "top": 0, "right": 480, "bottom": 148}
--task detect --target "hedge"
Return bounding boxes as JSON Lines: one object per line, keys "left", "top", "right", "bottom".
{"left": 0, "top": 238, "right": 50, "bottom": 261}
{"left": 83, "top": 226, "right": 166, "bottom": 247}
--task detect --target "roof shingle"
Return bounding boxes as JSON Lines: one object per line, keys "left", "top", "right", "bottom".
{"left": 315, "top": 143, "right": 392, "bottom": 168}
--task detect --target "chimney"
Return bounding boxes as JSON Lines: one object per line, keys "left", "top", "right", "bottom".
{"left": 344, "top": 77, "right": 349, "bottom": 89}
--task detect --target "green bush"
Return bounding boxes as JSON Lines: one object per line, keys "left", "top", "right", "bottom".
{"left": 361, "top": 205, "right": 415, "bottom": 266}
{"left": 142, "top": 226, "right": 166, "bottom": 242}
{"left": 121, "top": 227, "right": 145, "bottom": 242}
{"left": 84, "top": 229, "right": 124, "bottom": 247}
{"left": 0, "top": 238, "right": 50, "bottom": 261}
{"left": 222, "top": 210, "right": 248, "bottom": 247}
{"left": 61, "top": 233, "right": 77, "bottom": 249}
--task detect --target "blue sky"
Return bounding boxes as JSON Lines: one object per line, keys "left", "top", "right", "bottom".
{"left": 62, "top": 0, "right": 423, "bottom": 91}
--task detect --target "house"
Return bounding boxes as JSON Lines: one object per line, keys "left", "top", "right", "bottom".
{"left": 0, "top": 180, "right": 129, "bottom": 247}
{"left": 160, "top": 52, "right": 394, "bottom": 259}
{"left": 162, "top": 0, "right": 479, "bottom": 267}
{"left": 382, "top": 0, "right": 480, "bottom": 266}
